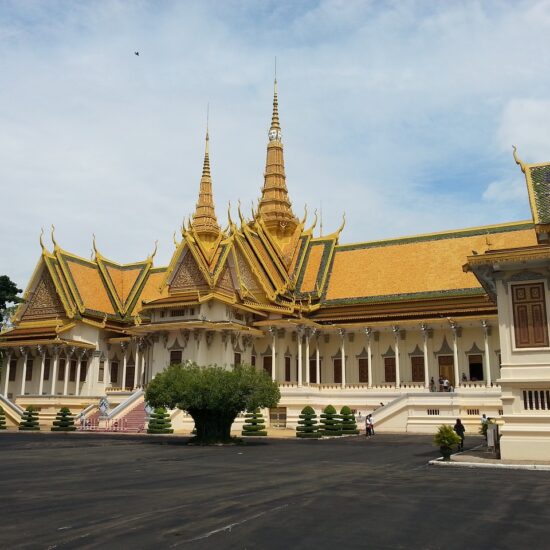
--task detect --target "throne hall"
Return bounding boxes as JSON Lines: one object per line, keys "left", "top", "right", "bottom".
{"left": 2, "top": 81, "right": 550, "bottom": 460}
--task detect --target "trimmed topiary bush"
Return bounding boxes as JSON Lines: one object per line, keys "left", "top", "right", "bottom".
{"left": 0, "top": 406, "right": 6, "bottom": 430}
{"left": 51, "top": 407, "right": 76, "bottom": 432}
{"left": 242, "top": 408, "right": 267, "bottom": 437}
{"left": 320, "top": 405, "right": 341, "bottom": 437}
{"left": 147, "top": 407, "right": 174, "bottom": 434}
{"left": 19, "top": 406, "right": 40, "bottom": 431}
{"left": 340, "top": 406, "right": 359, "bottom": 435}
{"left": 296, "top": 405, "right": 319, "bottom": 438}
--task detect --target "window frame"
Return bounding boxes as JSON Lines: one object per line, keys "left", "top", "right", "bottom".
{"left": 510, "top": 280, "right": 550, "bottom": 351}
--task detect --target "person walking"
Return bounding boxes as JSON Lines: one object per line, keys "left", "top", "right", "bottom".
{"left": 454, "top": 418, "right": 466, "bottom": 451}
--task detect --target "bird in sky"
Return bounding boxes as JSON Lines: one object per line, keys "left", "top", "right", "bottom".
{"left": 134, "top": 51, "right": 139, "bottom": 56}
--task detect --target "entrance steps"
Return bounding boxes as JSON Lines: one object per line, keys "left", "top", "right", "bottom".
{"left": 97, "top": 389, "right": 147, "bottom": 432}
{"left": 0, "top": 394, "right": 23, "bottom": 427}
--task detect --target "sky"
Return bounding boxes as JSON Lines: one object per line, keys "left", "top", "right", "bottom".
{"left": 1, "top": 0, "right": 550, "bottom": 289}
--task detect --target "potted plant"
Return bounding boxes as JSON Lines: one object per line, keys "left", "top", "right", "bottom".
{"left": 433, "top": 425, "right": 461, "bottom": 461}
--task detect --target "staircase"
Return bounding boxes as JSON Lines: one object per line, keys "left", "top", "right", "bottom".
{"left": 120, "top": 401, "right": 147, "bottom": 432}
{"left": 0, "top": 394, "right": 23, "bottom": 427}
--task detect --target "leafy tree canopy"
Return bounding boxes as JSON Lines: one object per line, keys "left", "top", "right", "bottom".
{"left": 145, "top": 362, "right": 280, "bottom": 443}
{"left": 0, "top": 275, "right": 22, "bottom": 311}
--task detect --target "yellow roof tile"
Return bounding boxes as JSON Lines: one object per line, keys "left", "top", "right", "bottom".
{"left": 324, "top": 223, "right": 537, "bottom": 302}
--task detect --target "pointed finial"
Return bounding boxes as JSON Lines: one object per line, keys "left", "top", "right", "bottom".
{"left": 237, "top": 200, "right": 245, "bottom": 224}
{"left": 512, "top": 145, "right": 526, "bottom": 173}
{"left": 51, "top": 225, "right": 58, "bottom": 249}
{"left": 337, "top": 212, "right": 346, "bottom": 236}
{"left": 39, "top": 227, "right": 46, "bottom": 252}
{"left": 306, "top": 209, "right": 318, "bottom": 233}
{"left": 227, "top": 201, "right": 234, "bottom": 227}
{"left": 301, "top": 204, "right": 308, "bottom": 225}
{"left": 92, "top": 234, "right": 99, "bottom": 258}
{"left": 148, "top": 240, "right": 158, "bottom": 261}
{"left": 173, "top": 230, "right": 179, "bottom": 248}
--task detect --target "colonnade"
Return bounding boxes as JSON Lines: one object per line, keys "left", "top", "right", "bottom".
{"left": 265, "top": 319, "right": 495, "bottom": 389}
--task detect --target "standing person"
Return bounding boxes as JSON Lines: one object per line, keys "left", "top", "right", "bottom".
{"left": 365, "top": 414, "right": 370, "bottom": 437}
{"left": 438, "top": 376, "right": 444, "bottom": 392}
{"left": 430, "top": 377, "right": 436, "bottom": 392}
{"left": 368, "top": 414, "right": 375, "bottom": 436}
{"left": 454, "top": 418, "right": 465, "bottom": 450}
{"left": 443, "top": 377, "right": 450, "bottom": 392}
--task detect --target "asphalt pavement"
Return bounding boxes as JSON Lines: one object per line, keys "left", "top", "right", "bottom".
{"left": 1, "top": 432, "right": 548, "bottom": 549}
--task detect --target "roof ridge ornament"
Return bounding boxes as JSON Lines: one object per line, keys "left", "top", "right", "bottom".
{"left": 39, "top": 227, "right": 47, "bottom": 253}
{"left": 51, "top": 225, "right": 59, "bottom": 250}
{"left": 513, "top": 145, "right": 526, "bottom": 173}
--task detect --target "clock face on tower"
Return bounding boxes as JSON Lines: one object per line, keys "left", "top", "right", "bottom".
{"left": 269, "top": 128, "right": 281, "bottom": 141}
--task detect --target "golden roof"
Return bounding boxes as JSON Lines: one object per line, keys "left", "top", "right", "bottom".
{"left": 323, "top": 222, "right": 537, "bottom": 304}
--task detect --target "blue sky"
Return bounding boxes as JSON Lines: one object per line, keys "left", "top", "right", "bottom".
{"left": 1, "top": 0, "right": 550, "bottom": 287}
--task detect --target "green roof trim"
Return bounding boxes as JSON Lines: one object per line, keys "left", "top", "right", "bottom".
{"left": 336, "top": 222, "right": 534, "bottom": 252}
{"left": 530, "top": 165, "right": 550, "bottom": 224}
{"left": 322, "top": 287, "right": 487, "bottom": 306}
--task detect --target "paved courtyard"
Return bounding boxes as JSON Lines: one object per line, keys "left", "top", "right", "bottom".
{"left": 1, "top": 432, "right": 548, "bottom": 549}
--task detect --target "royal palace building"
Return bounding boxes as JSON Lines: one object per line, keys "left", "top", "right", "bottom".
{"left": 2, "top": 82, "right": 550, "bottom": 460}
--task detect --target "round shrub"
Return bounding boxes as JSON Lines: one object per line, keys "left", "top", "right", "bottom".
{"left": 242, "top": 408, "right": 267, "bottom": 437}
{"left": 0, "top": 406, "right": 6, "bottom": 430}
{"left": 147, "top": 407, "right": 174, "bottom": 434}
{"left": 19, "top": 406, "right": 40, "bottom": 431}
{"left": 319, "top": 404, "right": 341, "bottom": 437}
{"left": 340, "top": 406, "right": 359, "bottom": 435}
{"left": 296, "top": 405, "right": 319, "bottom": 439}
{"left": 51, "top": 407, "right": 77, "bottom": 432}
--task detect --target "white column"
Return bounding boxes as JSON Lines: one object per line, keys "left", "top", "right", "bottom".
{"left": 270, "top": 327, "right": 276, "bottom": 382}
{"left": 339, "top": 329, "right": 346, "bottom": 388}
{"left": 3, "top": 352, "right": 12, "bottom": 397}
{"left": 451, "top": 322, "right": 460, "bottom": 389}
{"left": 75, "top": 355, "right": 82, "bottom": 396}
{"left": 38, "top": 348, "right": 46, "bottom": 396}
{"left": 421, "top": 324, "right": 430, "bottom": 390}
{"left": 315, "top": 333, "right": 320, "bottom": 384}
{"left": 365, "top": 328, "right": 373, "bottom": 389}
{"left": 305, "top": 330, "right": 310, "bottom": 385}
{"left": 134, "top": 345, "right": 140, "bottom": 389}
{"left": 105, "top": 355, "right": 111, "bottom": 387}
{"left": 63, "top": 356, "right": 70, "bottom": 396}
{"left": 50, "top": 351, "right": 59, "bottom": 395}
{"left": 121, "top": 343, "right": 128, "bottom": 390}
{"left": 297, "top": 328, "right": 303, "bottom": 387}
{"left": 20, "top": 350, "right": 28, "bottom": 396}
{"left": 482, "top": 320, "right": 493, "bottom": 387}
{"left": 393, "top": 326, "right": 401, "bottom": 388}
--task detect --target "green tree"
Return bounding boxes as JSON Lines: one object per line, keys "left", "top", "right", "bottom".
{"left": 319, "top": 404, "right": 341, "bottom": 437}
{"left": 0, "top": 406, "right": 6, "bottom": 430}
{"left": 19, "top": 406, "right": 40, "bottom": 431}
{"left": 241, "top": 408, "right": 267, "bottom": 437}
{"left": 340, "top": 406, "right": 359, "bottom": 435}
{"left": 51, "top": 407, "right": 76, "bottom": 432}
{"left": 296, "top": 405, "right": 320, "bottom": 439}
{"left": 147, "top": 407, "right": 174, "bottom": 434}
{"left": 145, "top": 363, "right": 280, "bottom": 443}
{"left": 0, "top": 275, "right": 22, "bottom": 324}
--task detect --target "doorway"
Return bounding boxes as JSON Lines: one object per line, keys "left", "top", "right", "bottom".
{"left": 438, "top": 355, "right": 454, "bottom": 387}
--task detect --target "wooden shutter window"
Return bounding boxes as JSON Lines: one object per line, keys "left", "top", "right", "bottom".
{"left": 512, "top": 282, "right": 549, "bottom": 348}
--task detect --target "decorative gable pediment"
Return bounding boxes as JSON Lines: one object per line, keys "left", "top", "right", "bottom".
{"left": 22, "top": 268, "right": 65, "bottom": 320}
{"left": 170, "top": 250, "right": 209, "bottom": 293}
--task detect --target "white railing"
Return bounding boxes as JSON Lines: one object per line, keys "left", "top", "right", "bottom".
{"left": 104, "top": 389, "right": 144, "bottom": 421}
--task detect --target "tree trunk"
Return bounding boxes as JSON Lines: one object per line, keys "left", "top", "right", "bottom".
{"left": 188, "top": 409, "right": 237, "bottom": 443}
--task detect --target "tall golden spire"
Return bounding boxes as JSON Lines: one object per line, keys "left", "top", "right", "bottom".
{"left": 258, "top": 77, "right": 299, "bottom": 236}
{"left": 191, "top": 125, "right": 220, "bottom": 241}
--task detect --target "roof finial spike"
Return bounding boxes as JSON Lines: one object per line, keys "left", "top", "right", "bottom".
{"left": 51, "top": 224, "right": 59, "bottom": 249}
{"left": 237, "top": 200, "right": 245, "bottom": 224}
{"left": 148, "top": 240, "right": 158, "bottom": 262}
{"left": 39, "top": 227, "right": 46, "bottom": 252}
{"left": 512, "top": 145, "right": 526, "bottom": 173}
{"left": 92, "top": 233, "right": 99, "bottom": 258}
{"left": 319, "top": 201, "right": 323, "bottom": 237}
{"left": 173, "top": 230, "right": 179, "bottom": 248}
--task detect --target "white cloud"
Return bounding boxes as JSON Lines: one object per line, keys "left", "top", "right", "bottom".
{"left": 0, "top": 0, "right": 549, "bottom": 288}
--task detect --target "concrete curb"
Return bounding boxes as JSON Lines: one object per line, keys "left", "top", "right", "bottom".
{"left": 429, "top": 458, "right": 550, "bottom": 471}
